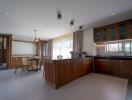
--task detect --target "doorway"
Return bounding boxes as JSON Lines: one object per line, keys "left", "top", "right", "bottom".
{"left": 0, "top": 34, "right": 12, "bottom": 70}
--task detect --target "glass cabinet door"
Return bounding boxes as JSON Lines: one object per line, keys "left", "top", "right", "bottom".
{"left": 108, "top": 25, "right": 116, "bottom": 41}
{"left": 94, "top": 30, "right": 100, "bottom": 42}
{"left": 102, "top": 29, "right": 108, "bottom": 41}
{"left": 127, "top": 20, "right": 132, "bottom": 39}
{"left": 111, "top": 26, "right": 116, "bottom": 40}
{"left": 118, "top": 23, "right": 127, "bottom": 39}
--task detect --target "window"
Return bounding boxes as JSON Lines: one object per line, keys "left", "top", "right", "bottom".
{"left": 104, "top": 40, "right": 132, "bottom": 54}
{"left": 108, "top": 43, "right": 118, "bottom": 52}
{"left": 105, "top": 42, "right": 122, "bottom": 53}
{"left": 118, "top": 43, "right": 122, "bottom": 52}
{"left": 42, "top": 43, "right": 48, "bottom": 57}
{"left": 125, "top": 42, "right": 131, "bottom": 52}
{"left": 53, "top": 39, "right": 73, "bottom": 59}
{"left": 131, "top": 42, "right": 132, "bottom": 52}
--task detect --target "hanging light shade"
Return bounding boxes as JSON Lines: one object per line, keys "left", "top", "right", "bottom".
{"left": 57, "top": 11, "right": 62, "bottom": 20}
{"left": 32, "top": 30, "right": 39, "bottom": 42}
{"left": 70, "top": 19, "right": 75, "bottom": 26}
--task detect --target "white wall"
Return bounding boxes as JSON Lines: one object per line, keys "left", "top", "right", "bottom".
{"left": 12, "top": 41, "right": 36, "bottom": 56}
{"left": 82, "top": 29, "right": 96, "bottom": 56}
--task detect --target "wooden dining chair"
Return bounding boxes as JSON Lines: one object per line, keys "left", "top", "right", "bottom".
{"left": 14, "top": 57, "right": 31, "bottom": 75}
{"left": 14, "top": 57, "right": 23, "bottom": 74}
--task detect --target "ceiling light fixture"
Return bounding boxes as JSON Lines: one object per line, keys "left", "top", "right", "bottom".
{"left": 6, "top": 11, "right": 9, "bottom": 15}
{"left": 32, "top": 30, "right": 39, "bottom": 42}
{"left": 79, "top": 26, "right": 83, "bottom": 30}
{"left": 57, "top": 11, "right": 62, "bottom": 20}
{"left": 70, "top": 19, "right": 74, "bottom": 26}
{"left": 112, "top": 12, "right": 116, "bottom": 16}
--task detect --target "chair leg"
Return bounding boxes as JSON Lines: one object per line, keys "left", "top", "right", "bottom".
{"left": 21, "top": 67, "right": 24, "bottom": 75}
{"left": 26, "top": 68, "right": 29, "bottom": 76}
{"left": 43, "top": 71, "right": 45, "bottom": 76}
{"left": 14, "top": 67, "right": 18, "bottom": 74}
{"left": 14, "top": 68, "right": 17, "bottom": 74}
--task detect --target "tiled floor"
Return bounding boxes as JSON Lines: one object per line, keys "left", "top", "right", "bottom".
{"left": 126, "top": 79, "right": 132, "bottom": 100}
{"left": 0, "top": 70, "right": 128, "bottom": 100}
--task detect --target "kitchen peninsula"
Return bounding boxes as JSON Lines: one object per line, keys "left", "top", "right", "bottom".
{"left": 44, "top": 55, "right": 132, "bottom": 89}
{"left": 44, "top": 57, "right": 93, "bottom": 89}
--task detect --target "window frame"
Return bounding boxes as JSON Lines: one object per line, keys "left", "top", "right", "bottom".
{"left": 105, "top": 40, "right": 132, "bottom": 55}
{"left": 53, "top": 39, "right": 73, "bottom": 59}
{"left": 105, "top": 42, "right": 123, "bottom": 53}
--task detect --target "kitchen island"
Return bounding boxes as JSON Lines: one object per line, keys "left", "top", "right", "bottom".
{"left": 44, "top": 58, "right": 93, "bottom": 89}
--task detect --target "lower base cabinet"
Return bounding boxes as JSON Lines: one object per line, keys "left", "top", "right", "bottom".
{"left": 94, "top": 59, "right": 108, "bottom": 73}
{"left": 119, "top": 60, "right": 132, "bottom": 78}
{"left": 95, "top": 59, "right": 132, "bottom": 79}
{"left": 44, "top": 58, "right": 93, "bottom": 89}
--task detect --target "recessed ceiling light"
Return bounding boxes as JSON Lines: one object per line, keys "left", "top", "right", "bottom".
{"left": 6, "top": 11, "right": 9, "bottom": 15}
{"left": 112, "top": 12, "right": 116, "bottom": 16}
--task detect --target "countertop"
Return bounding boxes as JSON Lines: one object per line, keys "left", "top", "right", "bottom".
{"left": 93, "top": 56, "right": 132, "bottom": 60}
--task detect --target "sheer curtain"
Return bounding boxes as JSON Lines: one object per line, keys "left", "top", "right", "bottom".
{"left": 41, "top": 39, "right": 53, "bottom": 59}
{"left": 47, "top": 39, "right": 53, "bottom": 59}
{"left": 53, "top": 39, "right": 73, "bottom": 59}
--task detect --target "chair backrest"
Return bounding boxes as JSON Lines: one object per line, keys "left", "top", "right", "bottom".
{"left": 22, "top": 57, "right": 29, "bottom": 65}
{"left": 44, "top": 56, "right": 50, "bottom": 59}
{"left": 34, "top": 56, "right": 39, "bottom": 59}
{"left": 17, "top": 57, "right": 23, "bottom": 66}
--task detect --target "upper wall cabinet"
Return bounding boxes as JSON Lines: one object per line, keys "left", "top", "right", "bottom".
{"left": 102, "top": 28, "right": 108, "bottom": 42}
{"left": 108, "top": 25, "right": 117, "bottom": 41}
{"left": 94, "top": 29, "right": 100, "bottom": 42}
{"left": 94, "top": 19, "right": 132, "bottom": 43}
{"left": 118, "top": 22, "right": 127, "bottom": 39}
{"left": 127, "top": 20, "right": 132, "bottom": 39}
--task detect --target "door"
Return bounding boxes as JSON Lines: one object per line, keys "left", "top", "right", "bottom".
{"left": 0, "top": 34, "right": 12, "bottom": 69}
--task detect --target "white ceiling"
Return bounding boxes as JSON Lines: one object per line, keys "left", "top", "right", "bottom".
{"left": 0, "top": 0, "right": 132, "bottom": 41}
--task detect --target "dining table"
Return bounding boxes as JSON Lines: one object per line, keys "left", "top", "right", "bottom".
{"left": 28, "top": 58, "right": 40, "bottom": 71}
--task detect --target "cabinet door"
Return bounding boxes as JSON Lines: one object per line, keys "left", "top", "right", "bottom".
{"left": 108, "top": 60, "right": 120, "bottom": 76}
{"left": 126, "top": 20, "right": 132, "bottom": 39}
{"left": 118, "top": 22, "right": 127, "bottom": 39}
{"left": 94, "top": 29, "right": 100, "bottom": 42}
{"left": 119, "top": 60, "right": 132, "bottom": 78}
{"left": 95, "top": 59, "right": 108, "bottom": 73}
{"left": 108, "top": 25, "right": 118, "bottom": 41}
{"left": 102, "top": 28, "right": 108, "bottom": 42}
{"left": 82, "top": 59, "right": 92, "bottom": 75}
{"left": 107, "top": 59, "right": 113, "bottom": 75}
{"left": 130, "top": 61, "right": 132, "bottom": 77}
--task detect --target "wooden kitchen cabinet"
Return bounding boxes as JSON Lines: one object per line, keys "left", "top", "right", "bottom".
{"left": 44, "top": 58, "right": 93, "bottom": 89}
{"left": 94, "top": 59, "right": 118, "bottom": 75}
{"left": 119, "top": 60, "right": 132, "bottom": 78}
{"left": 102, "top": 28, "right": 108, "bottom": 42}
{"left": 94, "top": 19, "right": 132, "bottom": 43}
{"left": 118, "top": 22, "right": 127, "bottom": 39}
{"left": 94, "top": 59, "right": 108, "bottom": 74}
{"left": 126, "top": 20, "right": 132, "bottom": 39}
{"left": 108, "top": 60, "right": 120, "bottom": 76}
{"left": 107, "top": 25, "right": 118, "bottom": 41}
{"left": 94, "top": 58, "right": 132, "bottom": 79}
{"left": 94, "top": 27, "right": 109, "bottom": 42}
{"left": 82, "top": 58, "right": 93, "bottom": 75}
{"left": 94, "top": 29, "right": 101, "bottom": 42}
